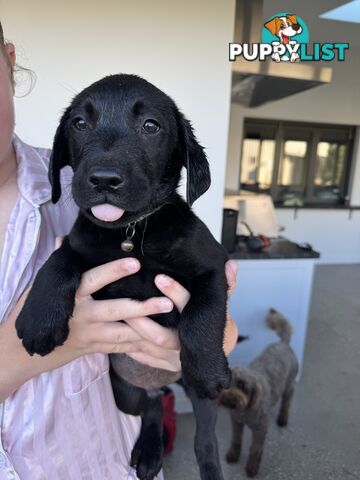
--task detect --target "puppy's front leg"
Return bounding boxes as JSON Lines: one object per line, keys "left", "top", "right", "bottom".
{"left": 226, "top": 414, "right": 244, "bottom": 463}
{"left": 246, "top": 425, "right": 267, "bottom": 478}
{"left": 179, "top": 270, "right": 231, "bottom": 400}
{"left": 15, "top": 237, "right": 82, "bottom": 356}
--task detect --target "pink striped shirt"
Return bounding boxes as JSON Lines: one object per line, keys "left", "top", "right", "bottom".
{"left": 0, "top": 134, "right": 163, "bottom": 480}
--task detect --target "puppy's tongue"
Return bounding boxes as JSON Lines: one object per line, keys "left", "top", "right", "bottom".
{"left": 91, "top": 204, "right": 125, "bottom": 222}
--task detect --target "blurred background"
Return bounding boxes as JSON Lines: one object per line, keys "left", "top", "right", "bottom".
{"left": 1, "top": 1, "right": 359, "bottom": 479}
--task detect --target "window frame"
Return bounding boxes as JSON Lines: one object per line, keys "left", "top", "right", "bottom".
{"left": 239, "top": 119, "right": 355, "bottom": 207}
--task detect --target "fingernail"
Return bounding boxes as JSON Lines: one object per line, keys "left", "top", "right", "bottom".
{"left": 159, "top": 298, "right": 173, "bottom": 312}
{"left": 157, "top": 274, "right": 172, "bottom": 287}
{"left": 123, "top": 258, "right": 139, "bottom": 272}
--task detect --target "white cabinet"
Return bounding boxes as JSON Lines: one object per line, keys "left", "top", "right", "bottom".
{"left": 228, "top": 258, "right": 316, "bottom": 379}
{"left": 173, "top": 257, "right": 316, "bottom": 413}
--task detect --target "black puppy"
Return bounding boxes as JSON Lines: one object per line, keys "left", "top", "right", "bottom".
{"left": 16, "top": 74, "right": 230, "bottom": 480}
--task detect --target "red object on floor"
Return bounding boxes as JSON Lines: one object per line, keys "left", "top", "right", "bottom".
{"left": 162, "top": 388, "right": 176, "bottom": 454}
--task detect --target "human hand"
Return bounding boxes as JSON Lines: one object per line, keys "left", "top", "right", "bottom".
{"left": 125, "top": 259, "right": 239, "bottom": 371}
{"left": 64, "top": 258, "right": 177, "bottom": 361}
{"left": 223, "top": 259, "right": 239, "bottom": 355}
{"left": 2, "top": 255, "right": 183, "bottom": 397}
{"left": 38, "top": 237, "right": 181, "bottom": 372}
{"left": 15, "top": 235, "right": 238, "bottom": 374}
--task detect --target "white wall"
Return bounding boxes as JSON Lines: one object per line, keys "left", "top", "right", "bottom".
{"left": 276, "top": 209, "right": 360, "bottom": 264}
{"left": 225, "top": 46, "right": 360, "bottom": 263}
{"left": 0, "top": 0, "right": 235, "bottom": 240}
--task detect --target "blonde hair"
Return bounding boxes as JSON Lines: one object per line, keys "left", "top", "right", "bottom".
{"left": 0, "top": 20, "right": 36, "bottom": 93}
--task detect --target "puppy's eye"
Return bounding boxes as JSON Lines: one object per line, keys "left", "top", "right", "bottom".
{"left": 73, "top": 117, "right": 88, "bottom": 131}
{"left": 143, "top": 119, "right": 160, "bottom": 134}
{"left": 280, "top": 23, "right": 285, "bottom": 28}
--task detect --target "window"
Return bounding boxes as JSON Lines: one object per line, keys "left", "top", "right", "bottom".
{"left": 241, "top": 139, "right": 275, "bottom": 189}
{"left": 240, "top": 120, "right": 354, "bottom": 207}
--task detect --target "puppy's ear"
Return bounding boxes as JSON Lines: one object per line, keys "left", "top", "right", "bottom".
{"left": 49, "top": 107, "right": 71, "bottom": 204}
{"left": 176, "top": 110, "right": 210, "bottom": 207}
{"left": 287, "top": 14, "right": 297, "bottom": 25}
{"left": 249, "top": 381, "right": 263, "bottom": 413}
{"left": 264, "top": 17, "right": 279, "bottom": 36}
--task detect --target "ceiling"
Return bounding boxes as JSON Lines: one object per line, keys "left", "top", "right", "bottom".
{"left": 320, "top": 1, "right": 360, "bottom": 24}
{"left": 263, "top": 0, "right": 360, "bottom": 48}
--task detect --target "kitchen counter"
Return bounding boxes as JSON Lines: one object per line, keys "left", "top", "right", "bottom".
{"left": 229, "top": 237, "right": 320, "bottom": 260}
{"left": 225, "top": 237, "right": 319, "bottom": 384}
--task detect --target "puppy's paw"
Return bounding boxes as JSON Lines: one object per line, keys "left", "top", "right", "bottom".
{"left": 226, "top": 447, "right": 240, "bottom": 463}
{"left": 246, "top": 461, "right": 260, "bottom": 478}
{"left": 16, "top": 297, "right": 73, "bottom": 356}
{"left": 199, "top": 462, "right": 224, "bottom": 480}
{"left": 277, "top": 416, "right": 288, "bottom": 427}
{"left": 182, "top": 353, "right": 231, "bottom": 400}
{"left": 130, "top": 429, "right": 163, "bottom": 480}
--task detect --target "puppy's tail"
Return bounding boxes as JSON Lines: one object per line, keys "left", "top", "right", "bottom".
{"left": 266, "top": 308, "right": 292, "bottom": 343}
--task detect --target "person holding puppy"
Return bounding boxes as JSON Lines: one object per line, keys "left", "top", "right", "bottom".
{"left": 0, "top": 22, "right": 238, "bottom": 480}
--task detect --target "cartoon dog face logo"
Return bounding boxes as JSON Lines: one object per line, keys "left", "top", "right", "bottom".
{"left": 264, "top": 14, "right": 303, "bottom": 62}
{"left": 264, "top": 15, "right": 302, "bottom": 44}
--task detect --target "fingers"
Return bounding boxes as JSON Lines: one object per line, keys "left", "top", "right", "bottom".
{"left": 87, "top": 319, "right": 180, "bottom": 361}
{"left": 125, "top": 318, "right": 181, "bottom": 372}
{"left": 89, "top": 296, "right": 173, "bottom": 322}
{"left": 127, "top": 348, "right": 181, "bottom": 372}
{"left": 225, "top": 260, "right": 238, "bottom": 295}
{"left": 125, "top": 317, "right": 180, "bottom": 350}
{"left": 155, "top": 274, "right": 190, "bottom": 313}
{"left": 77, "top": 258, "right": 140, "bottom": 297}
{"left": 223, "top": 313, "right": 239, "bottom": 356}
{"left": 90, "top": 322, "right": 143, "bottom": 345}
{"left": 92, "top": 341, "right": 138, "bottom": 355}
{"left": 89, "top": 322, "right": 180, "bottom": 365}
{"left": 224, "top": 261, "right": 238, "bottom": 354}
{"left": 154, "top": 262, "right": 237, "bottom": 312}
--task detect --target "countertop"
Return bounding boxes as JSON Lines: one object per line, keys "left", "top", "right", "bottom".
{"left": 228, "top": 237, "right": 320, "bottom": 260}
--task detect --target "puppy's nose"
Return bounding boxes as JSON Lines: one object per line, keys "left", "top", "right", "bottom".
{"left": 225, "top": 397, "right": 238, "bottom": 409}
{"left": 88, "top": 171, "right": 124, "bottom": 191}
{"left": 219, "top": 393, "right": 237, "bottom": 409}
{"left": 292, "top": 23, "right": 301, "bottom": 31}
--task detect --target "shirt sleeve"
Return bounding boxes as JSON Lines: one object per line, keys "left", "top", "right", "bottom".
{"left": 44, "top": 165, "right": 79, "bottom": 237}
{"left": 57, "top": 165, "right": 79, "bottom": 235}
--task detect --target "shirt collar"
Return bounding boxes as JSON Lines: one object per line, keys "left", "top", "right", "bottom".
{"left": 13, "top": 133, "right": 53, "bottom": 207}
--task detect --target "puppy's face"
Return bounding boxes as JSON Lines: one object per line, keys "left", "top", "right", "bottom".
{"left": 264, "top": 15, "right": 302, "bottom": 44}
{"left": 280, "top": 16, "right": 302, "bottom": 42}
{"left": 49, "top": 74, "right": 210, "bottom": 227}
{"left": 218, "top": 367, "right": 262, "bottom": 413}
